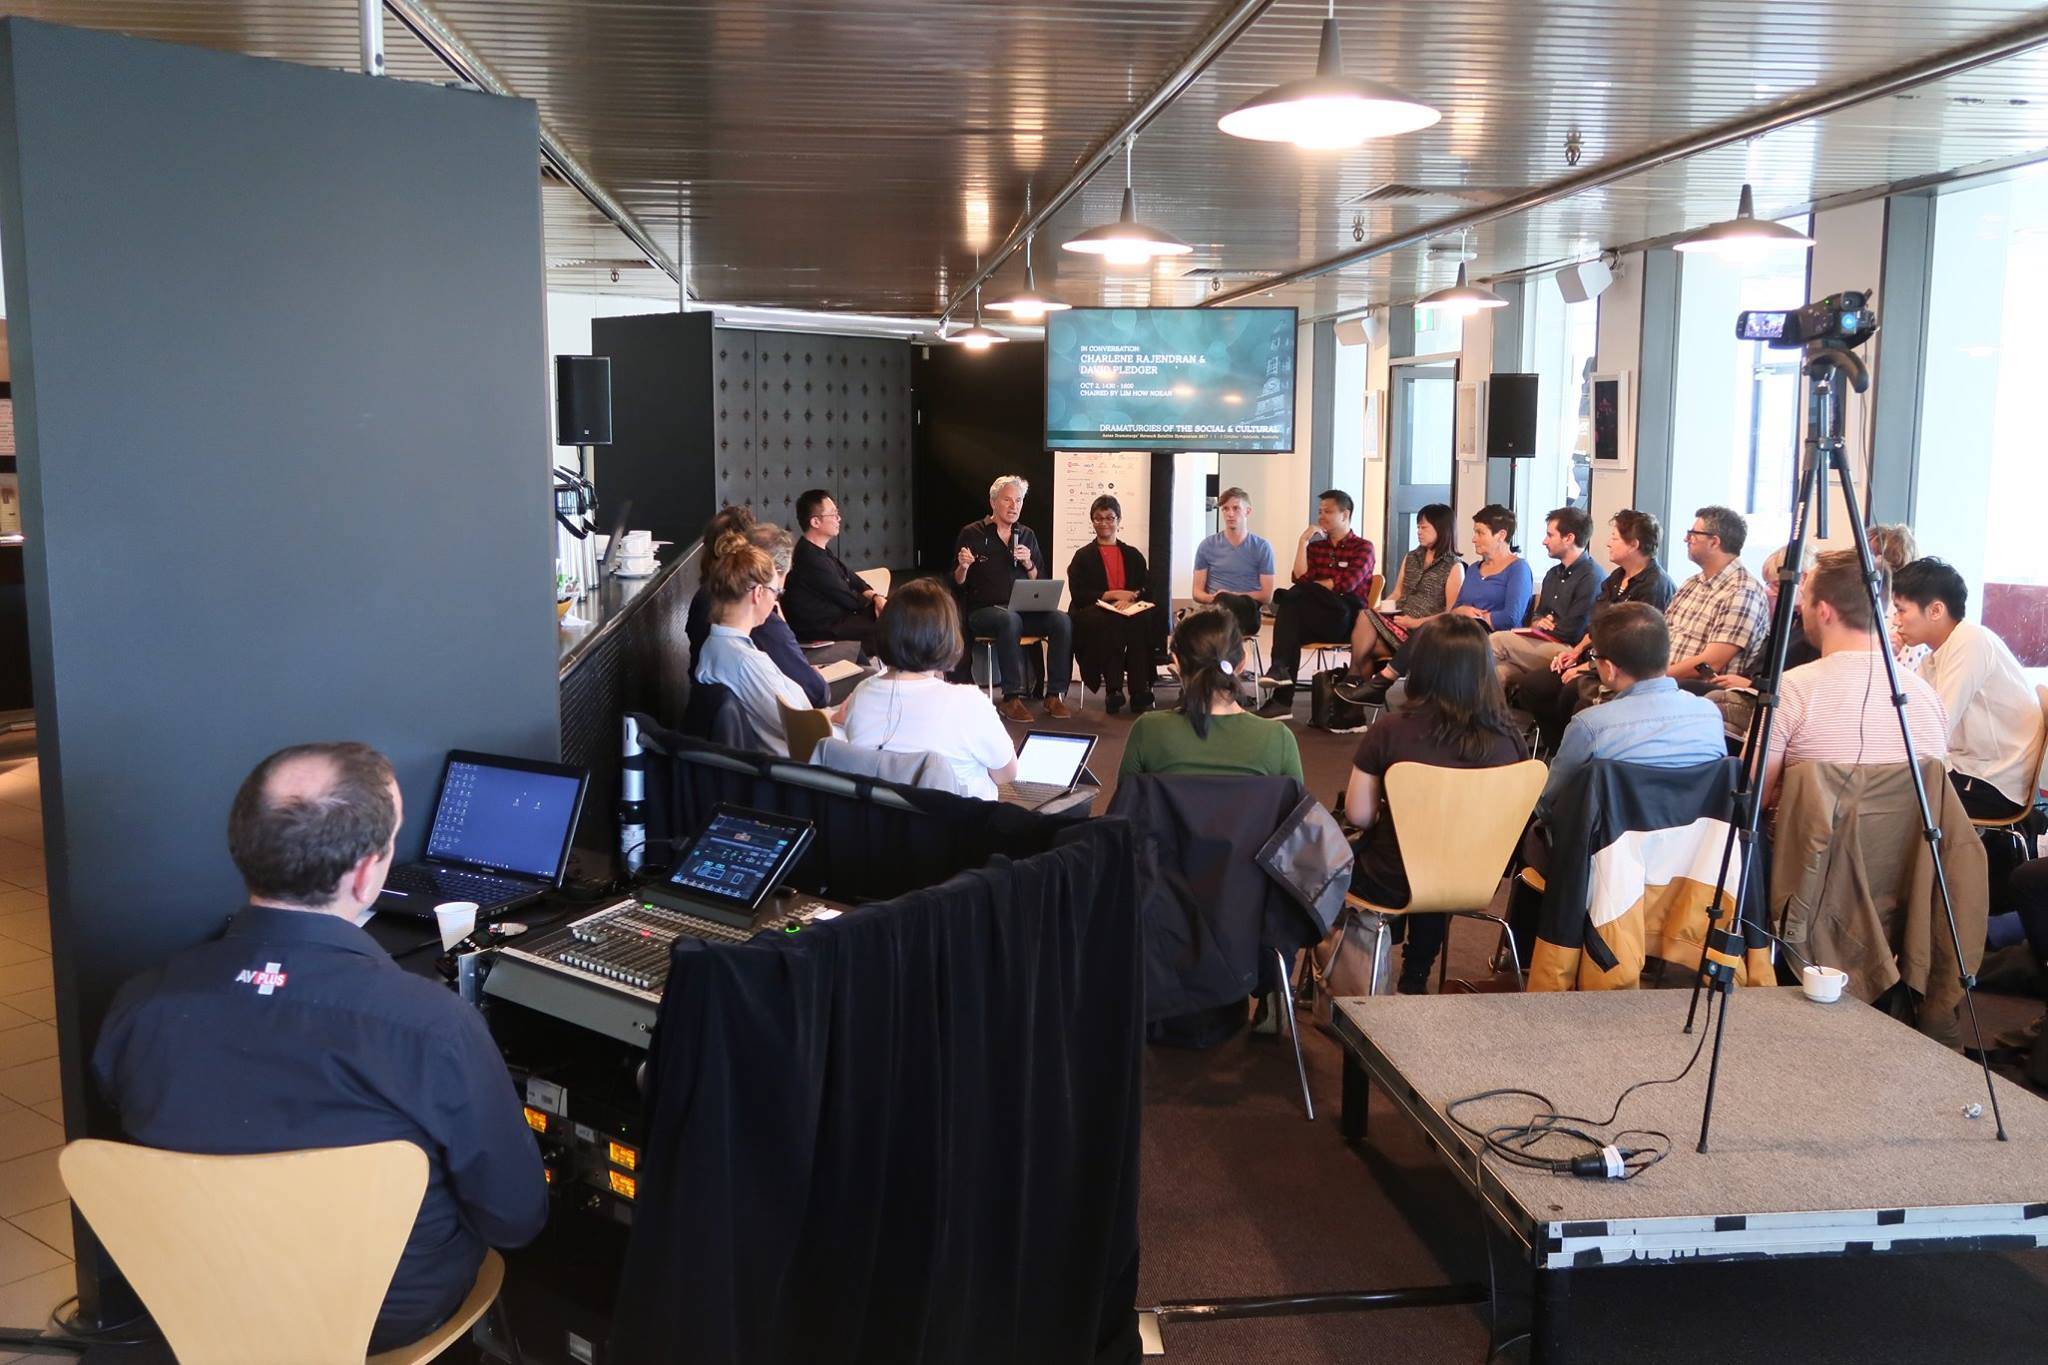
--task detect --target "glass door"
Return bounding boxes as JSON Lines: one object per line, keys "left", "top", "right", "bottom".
{"left": 1386, "top": 360, "right": 1457, "bottom": 568}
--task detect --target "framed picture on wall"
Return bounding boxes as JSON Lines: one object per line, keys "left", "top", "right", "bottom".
{"left": 1590, "top": 371, "right": 1631, "bottom": 471}
{"left": 1455, "top": 381, "right": 1483, "bottom": 462}
{"left": 1363, "top": 388, "right": 1385, "bottom": 463}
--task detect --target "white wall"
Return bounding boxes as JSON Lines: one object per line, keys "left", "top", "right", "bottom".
{"left": 1588, "top": 253, "right": 1643, "bottom": 532}
{"left": 1167, "top": 450, "right": 1220, "bottom": 599}
{"left": 1452, "top": 309, "right": 1494, "bottom": 537}
{"left": 1360, "top": 329, "right": 1392, "bottom": 562}
{"left": 1804, "top": 198, "right": 1886, "bottom": 555}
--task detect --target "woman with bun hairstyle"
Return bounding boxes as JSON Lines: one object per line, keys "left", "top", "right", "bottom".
{"left": 1119, "top": 608, "right": 1302, "bottom": 779}
{"left": 693, "top": 531, "right": 817, "bottom": 755}
{"left": 684, "top": 507, "right": 830, "bottom": 704}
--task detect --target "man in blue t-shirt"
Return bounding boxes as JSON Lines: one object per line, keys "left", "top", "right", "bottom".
{"left": 1190, "top": 486, "right": 1276, "bottom": 637}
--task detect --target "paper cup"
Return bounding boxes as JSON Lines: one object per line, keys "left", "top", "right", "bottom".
{"left": 434, "top": 901, "right": 480, "bottom": 953}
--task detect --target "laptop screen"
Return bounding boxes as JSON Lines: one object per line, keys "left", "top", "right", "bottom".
{"left": 1014, "top": 732, "right": 1094, "bottom": 788}
{"left": 425, "top": 754, "right": 586, "bottom": 880}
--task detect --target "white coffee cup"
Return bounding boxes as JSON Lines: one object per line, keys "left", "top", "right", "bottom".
{"left": 617, "top": 529, "right": 653, "bottom": 556}
{"left": 1800, "top": 964, "right": 1848, "bottom": 1003}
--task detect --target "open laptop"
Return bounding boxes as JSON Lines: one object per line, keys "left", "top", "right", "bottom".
{"left": 1006, "top": 578, "right": 1064, "bottom": 613}
{"left": 375, "top": 750, "right": 590, "bottom": 919}
{"left": 998, "top": 730, "right": 1097, "bottom": 810}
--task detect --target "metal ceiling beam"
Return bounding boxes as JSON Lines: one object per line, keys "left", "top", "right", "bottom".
{"left": 937, "top": 0, "right": 1275, "bottom": 321}
{"left": 381, "top": 0, "right": 690, "bottom": 297}
{"left": 1208, "top": 8, "right": 2048, "bottom": 308}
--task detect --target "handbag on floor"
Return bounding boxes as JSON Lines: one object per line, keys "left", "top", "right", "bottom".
{"left": 1309, "top": 668, "right": 1370, "bottom": 731}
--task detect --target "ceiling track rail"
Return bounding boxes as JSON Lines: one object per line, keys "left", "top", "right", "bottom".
{"left": 381, "top": 0, "right": 691, "bottom": 297}
{"left": 1207, "top": 9, "right": 2048, "bottom": 309}
{"left": 937, "top": 0, "right": 1276, "bottom": 322}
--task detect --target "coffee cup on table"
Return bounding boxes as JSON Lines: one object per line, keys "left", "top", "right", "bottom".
{"left": 1800, "top": 964, "right": 1847, "bottom": 1003}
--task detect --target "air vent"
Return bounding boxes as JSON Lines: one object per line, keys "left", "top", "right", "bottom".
{"left": 1341, "top": 183, "right": 1520, "bottom": 209}
{"left": 1177, "top": 267, "right": 1284, "bottom": 281}
{"left": 547, "top": 257, "right": 656, "bottom": 271}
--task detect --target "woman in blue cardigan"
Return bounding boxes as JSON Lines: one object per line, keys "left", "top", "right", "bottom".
{"left": 1342, "top": 504, "right": 1531, "bottom": 703}
{"left": 1448, "top": 503, "right": 1532, "bottom": 631}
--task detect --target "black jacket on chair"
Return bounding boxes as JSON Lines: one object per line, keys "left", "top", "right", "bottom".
{"left": 1108, "top": 774, "right": 1332, "bottom": 1029}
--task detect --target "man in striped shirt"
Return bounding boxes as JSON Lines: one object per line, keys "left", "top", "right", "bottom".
{"left": 1763, "top": 550, "right": 1948, "bottom": 808}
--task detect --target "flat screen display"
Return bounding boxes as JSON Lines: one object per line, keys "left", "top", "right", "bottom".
{"left": 425, "top": 754, "right": 587, "bottom": 881}
{"left": 1045, "top": 308, "right": 1297, "bottom": 452}
{"left": 665, "top": 807, "right": 814, "bottom": 915}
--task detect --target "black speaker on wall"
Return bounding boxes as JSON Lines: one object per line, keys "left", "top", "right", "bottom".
{"left": 555, "top": 354, "right": 613, "bottom": 446}
{"left": 1486, "top": 372, "right": 1538, "bottom": 459}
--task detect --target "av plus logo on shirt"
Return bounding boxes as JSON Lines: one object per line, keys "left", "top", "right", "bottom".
{"left": 234, "top": 962, "right": 288, "bottom": 995}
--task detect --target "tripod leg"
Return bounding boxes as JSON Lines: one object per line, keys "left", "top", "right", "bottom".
{"left": 1696, "top": 983, "right": 1730, "bottom": 1153}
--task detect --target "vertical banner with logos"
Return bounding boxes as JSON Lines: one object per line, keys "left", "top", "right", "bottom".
{"left": 1052, "top": 450, "right": 1150, "bottom": 610}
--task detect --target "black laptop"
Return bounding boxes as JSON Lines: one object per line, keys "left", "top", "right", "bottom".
{"left": 375, "top": 750, "right": 589, "bottom": 919}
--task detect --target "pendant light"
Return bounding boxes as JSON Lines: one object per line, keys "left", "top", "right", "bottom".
{"left": 948, "top": 283, "right": 1008, "bottom": 350}
{"left": 1062, "top": 137, "right": 1192, "bottom": 267}
{"left": 1672, "top": 183, "right": 1814, "bottom": 257}
{"left": 987, "top": 196, "right": 1071, "bottom": 321}
{"left": 1219, "top": 1, "right": 1440, "bottom": 149}
{"left": 1417, "top": 235, "right": 1507, "bottom": 316}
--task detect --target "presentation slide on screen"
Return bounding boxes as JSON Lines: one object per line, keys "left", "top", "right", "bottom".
{"left": 1045, "top": 308, "right": 1296, "bottom": 453}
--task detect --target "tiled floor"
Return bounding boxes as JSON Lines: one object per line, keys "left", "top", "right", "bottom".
{"left": 0, "top": 752, "right": 74, "bottom": 1356}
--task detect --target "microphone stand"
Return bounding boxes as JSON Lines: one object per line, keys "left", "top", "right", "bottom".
{"left": 1686, "top": 333, "right": 2007, "bottom": 1152}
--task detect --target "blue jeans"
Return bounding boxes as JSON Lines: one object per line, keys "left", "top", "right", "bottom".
{"left": 967, "top": 605, "right": 1072, "bottom": 700}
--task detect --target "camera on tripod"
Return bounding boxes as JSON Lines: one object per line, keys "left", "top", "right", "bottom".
{"left": 1734, "top": 289, "right": 1877, "bottom": 349}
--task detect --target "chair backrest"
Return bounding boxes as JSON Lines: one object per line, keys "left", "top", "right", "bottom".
{"left": 777, "top": 700, "right": 834, "bottom": 763}
{"left": 1382, "top": 759, "right": 1547, "bottom": 914}
{"left": 2030, "top": 685, "right": 2048, "bottom": 797}
{"left": 856, "top": 566, "right": 892, "bottom": 598}
{"left": 682, "top": 680, "right": 749, "bottom": 749}
{"left": 811, "top": 736, "right": 975, "bottom": 795}
{"left": 1366, "top": 571, "right": 1384, "bottom": 607}
{"left": 60, "top": 1139, "right": 428, "bottom": 1365}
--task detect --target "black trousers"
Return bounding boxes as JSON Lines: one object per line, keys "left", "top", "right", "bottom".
{"left": 812, "top": 609, "right": 883, "bottom": 660}
{"left": 1071, "top": 606, "right": 1157, "bottom": 698}
{"left": 1269, "top": 582, "right": 1359, "bottom": 695}
{"left": 1517, "top": 666, "right": 1602, "bottom": 753}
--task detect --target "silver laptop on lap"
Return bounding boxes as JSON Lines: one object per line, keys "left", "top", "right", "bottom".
{"left": 998, "top": 731, "right": 1097, "bottom": 810}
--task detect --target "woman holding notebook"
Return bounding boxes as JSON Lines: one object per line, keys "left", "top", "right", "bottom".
{"left": 1066, "top": 495, "right": 1159, "bottom": 715}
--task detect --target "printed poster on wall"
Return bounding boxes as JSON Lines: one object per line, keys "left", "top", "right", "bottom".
{"left": 1052, "top": 451, "right": 1151, "bottom": 611}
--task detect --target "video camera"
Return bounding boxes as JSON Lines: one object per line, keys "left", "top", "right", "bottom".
{"left": 1734, "top": 290, "right": 1877, "bottom": 349}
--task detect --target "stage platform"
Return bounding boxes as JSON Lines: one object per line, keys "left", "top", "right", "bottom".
{"left": 1334, "top": 988, "right": 2048, "bottom": 1361}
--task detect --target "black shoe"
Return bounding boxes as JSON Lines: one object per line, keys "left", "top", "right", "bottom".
{"left": 1130, "top": 692, "right": 1155, "bottom": 714}
{"left": 1335, "top": 672, "right": 1393, "bottom": 706}
{"left": 1396, "top": 978, "right": 1431, "bottom": 996}
{"left": 1104, "top": 690, "right": 1125, "bottom": 715}
{"left": 1256, "top": 690, "right": 1295, "bottom": 718}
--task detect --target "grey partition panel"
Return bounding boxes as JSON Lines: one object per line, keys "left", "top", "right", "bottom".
{"left": 0, "top": 13, "right": 559, "bottom": 1228}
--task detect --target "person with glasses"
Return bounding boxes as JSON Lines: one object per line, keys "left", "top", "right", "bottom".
{"left": 1664, "top": 505, "right": 1771, "bottom": 692}
{"left": 785, "top": 489, "right": 885, "bottom": 659}
{"left": 685, "top": 512, "right": 829, "bottom": 706}
{"left": 695, "top": 531, "right": 830, "bottom": 756}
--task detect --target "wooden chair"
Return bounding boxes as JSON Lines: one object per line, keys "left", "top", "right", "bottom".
{"left": 855, "top": 566, "right": 892, "bottom": 598}
{"left": 1337, "top": 759, "right": 1547, "bottom": 993}
{"left": 776, "top": 699, "right": 835, "bottom": 763}
{"left": 59, "top": 1139, "right": 516, "bottom": 1365}
{"left": 973, "top": 635, "right": 1047, "bottom": 702}
{"left": 1968, "top": 684, "right": 2048, "bottom": 858}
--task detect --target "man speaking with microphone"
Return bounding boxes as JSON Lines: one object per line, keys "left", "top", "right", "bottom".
{"left": 954, "top": 474, "right": 1072, "bottom": 722}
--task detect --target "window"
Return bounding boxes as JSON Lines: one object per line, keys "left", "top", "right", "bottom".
{"left": 1666, "top": 218, "right": 1812, "bottom": 571}
{"left": 1516, "top": 283, "right": 1599, "bottom": 517}
{"left": 1412, "top": 305, "right": 1462, "bottom": 357}
{"left": 1913, "top": 171, "right": 2048, "bottom": 676}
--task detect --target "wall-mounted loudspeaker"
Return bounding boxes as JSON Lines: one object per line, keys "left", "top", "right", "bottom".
{"left": 1334, "top": 319, "right": 1369, "bottom": 347}
{"left": 1556, "top": 259, "right": 1614, "bottom": 306}
{"left": 1486, "top": 373, "right": 1539, "bottom": 459}
{"left": 555, "top": 355, "right": 613, "bottom": 446}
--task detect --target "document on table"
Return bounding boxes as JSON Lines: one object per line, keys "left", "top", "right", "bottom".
{"left": 817, "top": 659, "right": 867, "bottom": 683}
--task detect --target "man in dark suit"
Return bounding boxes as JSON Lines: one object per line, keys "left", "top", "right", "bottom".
{"left": 784, "top": 489, "right": 884, "bottom": 658}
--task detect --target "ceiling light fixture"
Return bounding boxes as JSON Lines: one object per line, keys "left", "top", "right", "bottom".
{"left": 1218, "top": 0, "right": 1440, "bottom": 150}
{"left": 948, "top": 283, "right": 1009, "bottom": 350}
{"left": 987, "top": 192, "right": 1071, "bottom": 321}
{"left": 1672, "top": 183, "right": 1815, "bottom": 258}
{"left": 1417, "top": 234, "right": 1507, "bottom": 316}
{"left": 1062, "top": 136, "right": 1192, "bottom": 267}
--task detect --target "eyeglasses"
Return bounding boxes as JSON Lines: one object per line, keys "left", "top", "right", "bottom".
{"left": 1683, "top": 529, "right": 1715, "bottom": 542}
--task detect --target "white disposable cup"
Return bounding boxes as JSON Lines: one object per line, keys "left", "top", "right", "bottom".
{"left": 434, "top": 901, "right": 480, "bottom": 953}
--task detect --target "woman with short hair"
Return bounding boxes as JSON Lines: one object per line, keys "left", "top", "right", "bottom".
{"left": 1066, "top": 494, "right": 1158, "bottom": 715}
{"left": 1120, "top": 608, "right": 1302, "bottom": 779}
{"left": 1345, "top": 615, "right": 1528, "bottom": 992}
{"left": 840, "top": 578, "right": 1018, "bottom": 799}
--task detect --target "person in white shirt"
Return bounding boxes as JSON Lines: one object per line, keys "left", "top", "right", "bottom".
{"left": 1763, "top": 551, "right": 1949, "bottom": 810}
{"left": 694, "top": 531, "right": 820, "bottom": 756}
{"left": 840, "top": 577, "right": 1019, "bottom": 800}
{"left": 1891, "top": 556, "right": 2041, "bottom": 821}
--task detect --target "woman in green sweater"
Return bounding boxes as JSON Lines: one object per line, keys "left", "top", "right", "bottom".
{"left": 1121, "top": 608, "right": 1303, "bottom": 779}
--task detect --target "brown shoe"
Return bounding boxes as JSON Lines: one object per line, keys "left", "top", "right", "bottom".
{"left": 997, "top": 697, "right": 1033, "bottom": 723}
{"left": 1043, "top": 695, "right": 1073, "bottom": 720}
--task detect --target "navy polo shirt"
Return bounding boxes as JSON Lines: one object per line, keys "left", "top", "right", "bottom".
{"left": 93, "top": 905, "right": 548, "bottom": 1350}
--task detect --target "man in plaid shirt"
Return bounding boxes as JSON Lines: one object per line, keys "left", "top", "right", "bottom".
{"left": 1665, "top": 505, "right": 1771, "bottom": 688}
{"left": 1259, "top": 489, "right": 1376, "bottom": 713}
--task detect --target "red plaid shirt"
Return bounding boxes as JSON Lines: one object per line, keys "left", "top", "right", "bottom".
{"left": 1299, "top": 532, "right": 1375, "bottom": 602}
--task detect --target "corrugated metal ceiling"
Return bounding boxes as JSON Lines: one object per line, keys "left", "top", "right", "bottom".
{"left": 5, "top": 0, "right": 2047, "bottom": 316}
